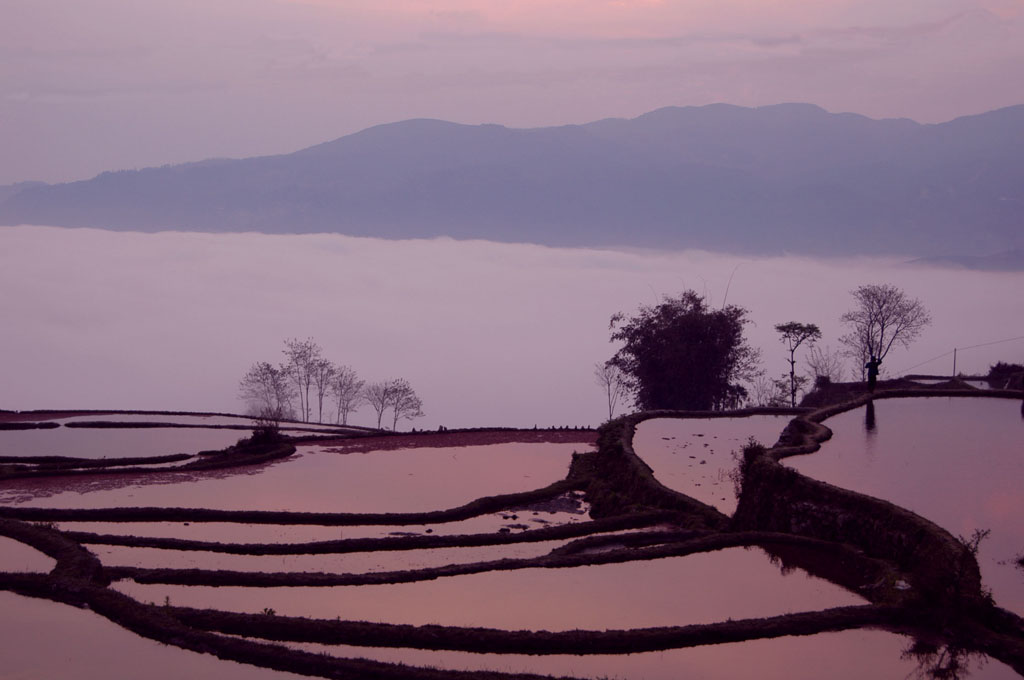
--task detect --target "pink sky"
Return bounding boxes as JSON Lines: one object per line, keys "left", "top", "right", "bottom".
{"left": 2, "top": 0, "right": 1023, "bottom": 184}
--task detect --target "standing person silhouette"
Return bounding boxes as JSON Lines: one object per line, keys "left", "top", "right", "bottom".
{"left": 865, "top": 355, "right": 882, "bottom": 393}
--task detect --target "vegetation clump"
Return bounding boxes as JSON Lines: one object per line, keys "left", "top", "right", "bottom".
{"left": 607, "top": 290, "right": 760, "bottom": 411}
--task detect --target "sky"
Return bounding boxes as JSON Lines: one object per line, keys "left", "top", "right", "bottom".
{"left": 3, "top": 0, "right": 1024, "bottom": 185}
{"left": 2, "top": 227, "right": 1021, "bottom": 428}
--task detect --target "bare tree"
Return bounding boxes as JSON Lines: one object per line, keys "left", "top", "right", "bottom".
{"left": 386, "top": 378, "right": 424, "bottom": 430}
{"left": 774, "top": 322, "right": 821, "bottom": 407}
{"left": 311, "top": 358, "right": 336, "bottom": 424}
{"left": 748, "top": 373, "right": 790, "bottom": 407}
{"left": 594, "top": 362, "right": 628, "bottom": 420}
{"left": 805, "top": 344, "right": 846, "bottom": 385}
{"left": 840, "top": 284, "right": 931, "bottom": 379}
{"left": 283, "top": 337, "right": 323, "bottom": 422}
{"left": 330, "top": 365, "right": 365, "bottom": 426}
{"left": 364, "top": 381, "right": 393, "bottom": 430}
{"left": 238, "top": 361, "right": 295, "bottom": 420}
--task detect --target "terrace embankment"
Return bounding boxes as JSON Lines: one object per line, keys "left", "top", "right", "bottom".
{"left": 0, "top": 436, "right": 296, "bottom": 482}
{"left": 728, "top": 389, "right": 1024, "bottom": 672}
{"left": 567, "top": 410, "right": 803, "bottom": 529}
{"left": 736, "top": 389, "right": 1024, "bottom": 604}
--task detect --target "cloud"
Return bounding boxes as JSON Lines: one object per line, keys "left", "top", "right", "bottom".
{"left": 2, "top": 227, "right": 1021, "bottom": 427}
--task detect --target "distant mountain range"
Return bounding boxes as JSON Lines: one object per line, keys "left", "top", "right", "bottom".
{"left": 2, "top": 103, "right": 1023, "bottom": 259}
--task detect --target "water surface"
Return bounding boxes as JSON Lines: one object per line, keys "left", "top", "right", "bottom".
{"left": 0, "top": 442, "right": 582, "bottom": 512}
{"left": 632, "top": 415, "right": 790, "bottom": 514}
{"left": 0, "top": 591, "right": 305, "bottom": 680}
{"left": 284, "top": 630, "right": 1019, "bottom": 680}
{"left": 787, "top": 397, "right": 1024, "bottom": 614}
{"left": 115, "top": 548, "right": 865, "bottom": 629}
{"left": 0, "top": 425, "right": 246, "bottom": 459}
{"left": 0, "top": 536, "right": 57, "bottom": 572}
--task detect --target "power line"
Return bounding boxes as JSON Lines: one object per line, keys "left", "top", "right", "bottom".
{"left": 955, "top": 334, "right": 1024, "bottom": 352}
{"left": 895, "top": 350, "right": 954, "bottom": 376}
{"left": 894, "top": 333, "right": 1024, "bottom": 377}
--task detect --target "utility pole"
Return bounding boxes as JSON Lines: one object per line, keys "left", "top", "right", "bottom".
{"left": 952, "top": 347, "right": 957, "bottom": 377}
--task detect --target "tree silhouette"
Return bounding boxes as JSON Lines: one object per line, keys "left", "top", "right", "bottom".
{"left": 840, "top": 284, "right": 931, "bottom": 379}
{"left": 774, "top": 322, "right": 821, "bottom": 407}
{"left": 608, "top": 291, "right": 760, "bottom": 411}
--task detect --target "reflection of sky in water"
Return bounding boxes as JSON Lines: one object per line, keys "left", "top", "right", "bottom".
{"left": 114, "top": 549, "right": 865, "bottom": 629}
{"left": 0, "top": 443, "right": 582, "bottom": 513}
{"left": 0, "top": 536, "right": 57, "bottom": 573}
{"left": 54, "top": 502, "right": 591, "bottom": 543}
{"left": 89, "top": 538, "right": 569, "bottom": 573}
{"left": 0, "top": 591, "right": 305, "bottom": 680}
{"left": 787, "top": 397, "right": 1024, "bottom": 615}
{"left": 285, "top": 630, "right": 1019, "bottom": 680}
{"left": 632, "top": 416, "right": 790, "bottom": 515}
{"left": 0, "top": 425, "right": 246, "bottom": 459}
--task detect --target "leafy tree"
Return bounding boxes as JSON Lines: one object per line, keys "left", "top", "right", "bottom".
{"left": 774, "top": 322, "right": 821, "bottom": 407}
{"left": 840, "top": 284, "right": 931, "bottom": 379}
{"left": 608, "top": 290, "right": 760, "bottom": 411}
{"left": 330, "top": 365, "right": 365, "bottom": 425}
{"left": 238, "top": 361, "right": 294, "bottom": 420}
{"left": 593, "top": 362, "right": 628, "bottom": 420}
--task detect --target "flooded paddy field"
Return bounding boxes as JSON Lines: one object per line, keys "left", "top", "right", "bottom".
{"left": 786, "top": 397, "right": 1024, "bottom": 614}
{"left": 90, "top": 538, "right": 575, "bottom": 573}
{"left": 282, "top": 629, "right": 1020, "bottom": 680}
{"left": 51, "top": 504, "right": 593, "bottom": 543}
{"left": 113, "top": 549, "right": 864, "bottom": 628}
{"left": 0, "top": 441, "right": 582, "bottom": 512}
{"left": 0, "top": 424, "right": 247, "bottom": 459}
{"left": 631, "top": 415, "right": 791, "bottom": 514}
{"left": 0, "top": 536, "right": 57, "bottom": 572}
{"left": 0, "top": 591, "right": 306, "bottom": 680}
{"left": 3, "top": 404, "right": 1024, "bottom": 679}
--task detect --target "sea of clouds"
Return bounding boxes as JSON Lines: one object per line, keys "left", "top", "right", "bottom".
{"left": 2, "top": 225, "right": 1021, "bottom": 428}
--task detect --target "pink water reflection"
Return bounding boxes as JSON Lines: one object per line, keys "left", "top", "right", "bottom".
{"left": 0, "top": 591, "right": 305, "bottom": 680}
{"left": 632, "top": 416, "right": 790, "bottom": 515}
{"left": 0, "top": 536, "right": 56, "bottom": 572}
{"left": 90, "top": 539, "right": 568, "bottom": 573}
{"left": 54, "top": 502, "right": 591, "bottom": 543}
{"left": 286, "top": 629, "right": 1019, "bottom": 680}
{"left": 0, "top": 426, "right": 246, "bottom": 459}
{"left": 787, "top": 397, "right": 1024, "bottom": 615}
{"left": 114, "top": 548, "right": 865, "bottom": 629}
{"left": 1, "top": 442, "right": 583, "bottom": 512}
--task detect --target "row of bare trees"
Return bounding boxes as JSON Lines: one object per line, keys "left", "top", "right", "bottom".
{"left": 238, "top": 338, "right": 423, "bottom": 430}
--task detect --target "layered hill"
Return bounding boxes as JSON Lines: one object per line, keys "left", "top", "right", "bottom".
{"left": 2, "top": 103, "right": 1022, "bottom": 256}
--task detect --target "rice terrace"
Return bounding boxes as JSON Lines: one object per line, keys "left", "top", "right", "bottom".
{"left": 2, "top": 374, "right": 1023, "bottom": 679}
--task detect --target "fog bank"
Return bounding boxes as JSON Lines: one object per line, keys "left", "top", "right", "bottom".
{"left": 2, "top": 226, "right": 1021, "bottom": 428}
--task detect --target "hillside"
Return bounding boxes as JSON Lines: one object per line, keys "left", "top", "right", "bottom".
{"left": 2, "top": 103, "right": 1023, "bottom": 256}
